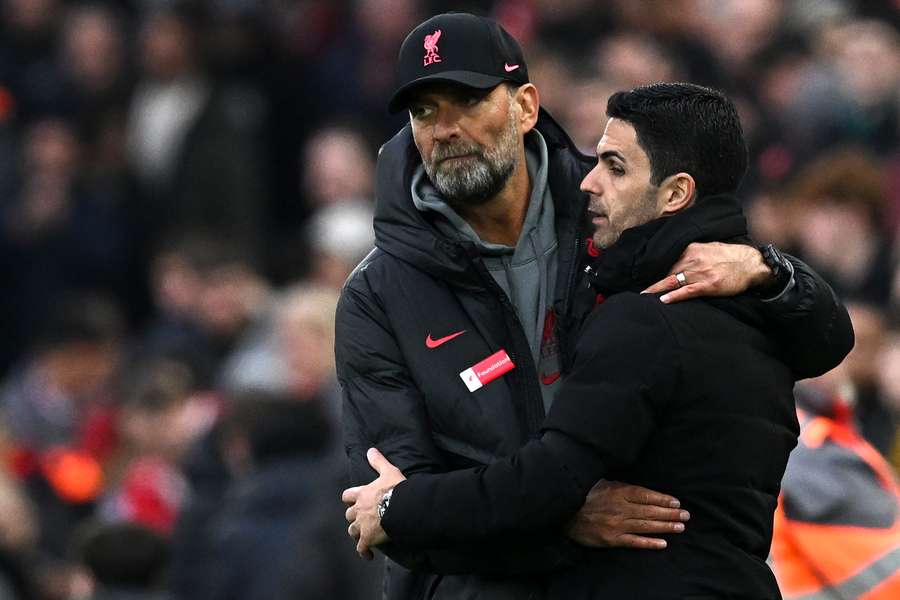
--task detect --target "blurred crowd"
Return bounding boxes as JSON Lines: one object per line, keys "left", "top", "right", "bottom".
{"left": 0, "top": 0, "right": 897, "bottom": 598}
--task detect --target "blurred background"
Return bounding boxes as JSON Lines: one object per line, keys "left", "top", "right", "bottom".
{"left": 0, "top": 0, "right": 897, "bottom": 598}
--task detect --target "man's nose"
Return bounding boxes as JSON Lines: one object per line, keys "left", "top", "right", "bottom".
{"left": 580, "top": 164, "right": 603, "bottom": 196}
{"left": 432, "top": 106, "right": 462, "bottom": 142}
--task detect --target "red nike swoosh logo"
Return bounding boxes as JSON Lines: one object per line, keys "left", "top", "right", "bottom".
{"left": 425, "top": 330, "right": 466, "bottom": 349}
{"left": 504, "top": 63, "right": 519, "bottom": 72}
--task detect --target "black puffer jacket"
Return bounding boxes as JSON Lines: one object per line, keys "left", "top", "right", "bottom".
{"left": 336, "top": 111, "right": 853, "bottom": 600}
{"left": 381, "top": 196, "right": 800, "bottom": 599}
{"left": 338, "top": 110, "right": 592, "bottom": 600}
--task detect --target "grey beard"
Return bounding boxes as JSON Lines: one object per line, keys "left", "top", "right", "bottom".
{"left": 429, "top": 155, "right": 513, "bottom": 206}
{"left": 423, "top": 115, "right": 519, "bottom": 207}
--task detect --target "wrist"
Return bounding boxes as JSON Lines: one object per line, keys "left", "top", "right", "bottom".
{"left": 377, "top": 487, "right": 394, "bottom": 520}
{"left": 754, "top": 244, "right": 795, "bottom": 300}
{"left": 748, "top": 246, "right": 774, "bottom": 289}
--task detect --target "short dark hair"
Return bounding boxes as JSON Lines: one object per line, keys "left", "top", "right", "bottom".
{"left": 606, "top": 83, "right": 748, "bottom": 198}
{"left": 122, "top": 359, "right": 195, "bottom": 412}
{"left": 34, "top": 294, "right": 124, "bottom": 353}
{"left": 77, "top": 522, "right": 169, "bottom": 589}
{"left": 224, "top": 390, "right": 333, "bottom": 464}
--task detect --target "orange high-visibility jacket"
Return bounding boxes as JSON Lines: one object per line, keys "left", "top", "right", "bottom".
{"left": 771, "top": 408, "right": 900, "bottom": 600}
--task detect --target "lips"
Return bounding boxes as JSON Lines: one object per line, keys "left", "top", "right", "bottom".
{"left": 588, "top": 209, "right": 608, "bottom": 225}
{"left": 439, "top": 154, "right": 474, "bottom": 164}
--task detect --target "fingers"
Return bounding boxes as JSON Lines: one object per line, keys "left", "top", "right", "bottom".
{"left": 623, "top": 519, "right": 686, "bottom": 535}
{"left": 642, "top": 273, "right": 682, "bottom": 295}
{"left": 659, "top": 283, "right": 708, "bottom": 304}
{"left": 345, "top": 505, "right": 357, "bottom": 523}
{"left": 366, "top": 447, "right": 392, "bottom": 475}
{"left": 615, "top": 534, "right": 668, "bottom": 550}
{"left": 357, "top": 540, "right": 374, "bottom": 560}
{"left": 622, "top": 486, "right": 682, "bottom": 509}
{"left": 628, "top": 504, "right": 691, "bottom": 523}
{"left": 349, "top": 519, "right": 375, "bottom": 560}
{"left": 341, "top": 487, "right": 362, "bottom": 504}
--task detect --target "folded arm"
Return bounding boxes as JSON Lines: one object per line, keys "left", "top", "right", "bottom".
{"left": 345, "top": 294, "right": 678, "bottom": 551}
{"left": 336, "top": 282, "right": 581, "bottom": 575}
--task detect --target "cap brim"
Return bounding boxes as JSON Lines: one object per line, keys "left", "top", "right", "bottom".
{"left": 388, "top": 71, "right": 507, "bottom": 113}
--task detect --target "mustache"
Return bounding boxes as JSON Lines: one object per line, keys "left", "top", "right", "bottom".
{"left": 587, "top": 202, "right": 607, "bottom": 217}
{"left": 431, "top": 141, "right": 484, "bottom": 164}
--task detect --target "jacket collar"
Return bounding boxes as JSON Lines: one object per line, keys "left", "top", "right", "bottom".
{"left": 372, "top": 108, "right": 591, "bottom": 289}
{"left": 587, "top": 194, "right": 749, "bottom": 295}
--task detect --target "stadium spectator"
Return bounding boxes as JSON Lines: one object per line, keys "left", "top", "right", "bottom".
{"left": 787, "top": 149, "right": 893, "bottom": 305}
{"left": 222, "top": 284, "right": 341, "bottom": 416}
{"left": 206, "top": 390, "right": 377, "bottom": 600}
{"left": 772, "top": 374, "right": 900, "bottom": 598}
{"left": 138, "top": 232, "right": 270, "bottom": 387}
{"left": 75, "top": 522, "right": 171, "bottom": 600}
{"left": 0, "top": 470, "right": 38, "bottom": 599}
{"left": 100, "top": 359, "right": 214, "bottom": 536}
{"left": 0, "top": 295, "right": 123, "bottom": 558}
{"left": 127, "top": 6, "right": 266, "bottom": 251}
{"left": 0, "top": 118, "right": 132, "bottom": 376}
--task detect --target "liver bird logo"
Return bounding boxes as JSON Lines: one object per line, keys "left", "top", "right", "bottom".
{"left": 423, "top": 29, "right": 442, "bottom": 66}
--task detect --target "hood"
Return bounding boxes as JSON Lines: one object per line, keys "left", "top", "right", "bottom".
{"left": 372, "top": 107, "right": 590, "bottom": 290}
{"left": 587, "top": 195, "right": 750, "bottom": 295}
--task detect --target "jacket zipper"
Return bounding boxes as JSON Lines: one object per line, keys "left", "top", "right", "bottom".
{"left": 469, "top": 256, "right": 546, "bottom": 437}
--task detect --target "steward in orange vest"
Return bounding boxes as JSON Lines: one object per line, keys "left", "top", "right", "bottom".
{"left": 771, "top": 387, "right": 900, "bottom": 600}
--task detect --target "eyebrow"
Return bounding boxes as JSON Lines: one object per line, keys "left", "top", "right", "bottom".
{"left": 598, "top": 149, "right": 627, "bottom": 162}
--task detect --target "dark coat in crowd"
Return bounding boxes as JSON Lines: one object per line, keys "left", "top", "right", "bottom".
{"left": 178, "top": 398, "right": 380, "bottom": 600}
{"left": 206, "top": 455, "right": 378, "bottom": 600}
{"left": 382, "top": 196, "right": 803, "bottom": 599}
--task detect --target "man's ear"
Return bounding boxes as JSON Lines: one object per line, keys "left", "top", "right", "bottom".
{"left": 658, "top": 172, "right": 696, "bottom": 216}
{"left": 514, "top": 83, "right": 540, "bottom": 134}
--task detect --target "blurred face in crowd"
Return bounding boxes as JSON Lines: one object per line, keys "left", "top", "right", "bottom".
{"left": 151, "top": 251, "right": 201, "bottom": 317}
{"left": 277, "top": 287, "right": 338, "bottom": 399}
{"left": 195, "top": 265, "right": 266, "bottom": 339}
{"left": 25, "top": 119, "right": 78, "bottom": 178}
{"left": 818, "top": 20, "right": 900, "bottom": 108}
{"left": 598, "top": 33, "right": 677, "bottom": 88}
{"left": 408, "top": 82, "right": 535, "bottom": 207}
{"left": 122, "top": 400, "right": 197, "bottom": 462}
{"left": 843, "top": 303, "right": 886, "bottom": 388}
{"left": 581, "top": 118, "right": 666, "bottom": 249}
{"left": 63, "top": 7, "right": 123, "bottom": 93}
{"left": 5, "top": 0, "right": 58, "bottom": 34}
{"left": 139, "top": 12, "right": 194, "bottom": 81}
{"left": 45, "top": 341, "right": 120, "bottom": 400}
{"left": 303, "top": 128, "right": 374, "bottom": 205}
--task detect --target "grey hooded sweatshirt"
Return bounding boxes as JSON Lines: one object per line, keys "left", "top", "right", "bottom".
{"left": 411, "top": 130, "right": 560, "bottom": 411}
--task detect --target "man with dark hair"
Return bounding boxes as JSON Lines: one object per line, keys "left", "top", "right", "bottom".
{"left": 77, "top": 522, "right": 170, "bottom": 600}
{"left": 336, "top": 13, "right": 852, "bottom": 600}
{"left": 345, "top": 82, "right": 805, "bottom": 597}
{"left": 606, "top": 84, "right": 748, "bottom": 201}
{"left": 205, "top": 391, "right": 378, "bottom": 600}
{"left": 2, "top": 294, "right": 123, "bottom": 454}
